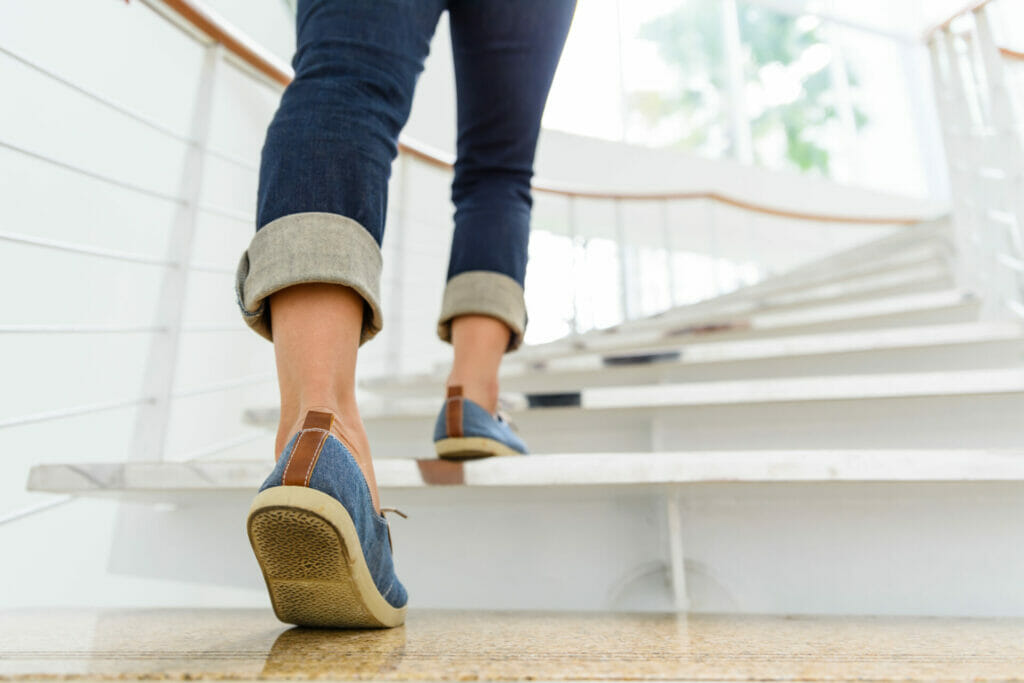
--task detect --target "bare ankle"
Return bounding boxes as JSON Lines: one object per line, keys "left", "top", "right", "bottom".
{"left": 447, "top": 377, "right": 500, "bottom": 416}
{"left": 274, "top": 401, "right": 381, "bottom": 514}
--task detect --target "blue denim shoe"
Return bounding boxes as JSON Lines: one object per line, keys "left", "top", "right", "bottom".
{"left": 433, "top": 384, "right": 528, "bottom": 459}
{"left": 247, "top": 410, "right": 407, "bottom": 628}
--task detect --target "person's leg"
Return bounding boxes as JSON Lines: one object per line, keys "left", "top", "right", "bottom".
{"left": 235, "top": 0, "right": 445, "bottom": 510}
{"left": 440, "top": 0, "right": 576, "bottom": 415}
{"left": 269, "top": 283, "right": 375, "bottom": 506}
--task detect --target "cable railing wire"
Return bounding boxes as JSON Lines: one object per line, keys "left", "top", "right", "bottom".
{"left": 0, "top": 230, "right": 177, "bottom": 267}
{"left": 0, "top": 496, "right": 74, "bottom": 528}
{"left": 0, "top": 231, "right": 236, "bottom": 277}
{"left": 0, "top": 137, "right": 187, "bottom": 205}
{"left": 0, "top": 396, "right": 156, "bottom": 430}
{"left": 0, "top": 373, "right": 275, "bottom": 431}
{"left": 0, "top": 42, "right": 261, "bottom": 175}
{"left": 0, "top": 324, "right": 168, "bottom": 334}
{"left": 0, "top": 43, "right": 195, "bottom": 146}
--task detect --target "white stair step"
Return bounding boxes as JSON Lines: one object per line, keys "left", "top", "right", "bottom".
{"left": 364, "top": 322, "right": 1024, "bottom": 396}
{"left": 754, "top": 260, "right": 951, "bottom": 308}
{"left": 27, "top": 450, "right": 1024, "bottom": 500}
{"left": 513, "top": 290, "right": 980, "bottom": 362}
{"left": 635, "top": 255, "right": 953, "bottom": 330}
{"left": 579, "top": 368, "right": 1024, "bottom": 409}
{"left": 262, "top": 369, "right": 1024, "bottom": 453}
{"left": 557, "top": 229, "right": 954, "bottom": 341}
{"left": 716, "top": 222, "right": 951, "bottom": 296}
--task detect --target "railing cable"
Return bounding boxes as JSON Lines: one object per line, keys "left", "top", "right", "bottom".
{"left": 0, "top": 230, "right": 177, "bottom": 267}
{"left": 0, "top": 396, "right": 156, "bottom": 430}
{"left": 0, "top": 324, "right": 167, "bottom": 335}
{"left": 0, "top": 43, "right": 195, "bottom": 146}
{"left": 0, "top": 497, "right": 74, "bottom": 528}
{"left": 0, "top": 42, "right": 259, "bottom": 174}
{"left": 0, "top": 137, "right": 186, "bottom": 205}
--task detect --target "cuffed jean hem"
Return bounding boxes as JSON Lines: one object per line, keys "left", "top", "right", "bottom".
{"left": 437, "top": 270, "right": 528, "bottom": 353}
{"left": 235, "top": 212, "right": 384, "bottom": 346}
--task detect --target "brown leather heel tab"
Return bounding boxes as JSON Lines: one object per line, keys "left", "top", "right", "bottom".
{"left": 302, "top": 410, "right": 334, "bottom": 431}
{"left": 282, "top": 410, "right": 336, "bottom": 486}
{"left": 445, "top": 388, "right": 463, "bottom": 438}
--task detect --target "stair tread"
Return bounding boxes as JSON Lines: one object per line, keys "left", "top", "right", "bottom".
{"left": 27, "top": 449, "right": 1024, "bottom": 496}
{"left": 312, "top": 368, "right": 1024, "bottom": 424}
{"left": 510, "top": 290, "right": 977, "bottom": 362}
{"left": 364, "top": 321, "right": 1024, "bottom": 392}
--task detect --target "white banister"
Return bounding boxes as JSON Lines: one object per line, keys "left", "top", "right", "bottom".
{"left": 927, "top": 2, "right": 1024, "bottom": 321}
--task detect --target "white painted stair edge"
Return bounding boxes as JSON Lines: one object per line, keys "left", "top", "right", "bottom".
{"left": 530, "top": 224, "right": 955, "bottom": 341}
{"left": 509, "top": 289, "right": 978, "bottom": 361}
{"left": 582, "top": 367, "right": 1024, "bottom": 410}
{"left": 364, "top": 322, "right": 1024, "bottom": 396}
{"left": 613, "top": 257, "right": 953, "bottom": 332}
{"left": 337, "top": 368, "right": 1024, "bottom": 421}
{"left": 27, "top": 450, "right": 1024, "bottom": 496}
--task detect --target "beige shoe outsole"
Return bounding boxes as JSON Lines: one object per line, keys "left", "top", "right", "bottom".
{"left": 247, "top": 486, "right": 407, "bottom": 629}
{"left": 434, "top": 436, "right": 524, "bottom": 460}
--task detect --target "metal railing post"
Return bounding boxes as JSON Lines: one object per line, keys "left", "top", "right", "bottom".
{"left": 129, "top": 43, "right": 221, "bottom": 463}
{"left": 939, "top": 28, "right": 987, "bottom": 304}
{"left": 706, "top": 199, "right": 724, "bottom": 297}
{"left": 614, "top": 198, "right": 632, "bottom": 321}
{"left": 661, "top": 200, "right": 678, "bottom": 308}
{"left": 567, "top": 195, "right": 581, "bottom": 334}
{"left": 972, "top": 6, "right": 1024, "bottom": 317}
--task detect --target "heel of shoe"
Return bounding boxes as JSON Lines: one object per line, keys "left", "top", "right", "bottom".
{"left": 247, "top": 486, "right": 406, "bottom": 628}
{"left": 434, "top": 436, "right": 524, "bottom": 460}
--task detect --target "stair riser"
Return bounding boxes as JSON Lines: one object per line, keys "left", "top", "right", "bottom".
{"left": 97, "top": 480, "right": 1024, "bottom": 617}
{"left": 644, "top": 263, "right": 953, "bottom": 329}
{"left": 503, "top": 340, "right": 1024, "bottom": 392}
{"left": 567, "top": 302, "right": 980, "bottom": 358}
{"left": 370, "top": 338, "right": 1024, "bottom": 397}
{"left": 582, "top": 239, "right": 955, "bottom": 336}
{"left": 753, "top": 274, "right": 953, "bottom": 314}
{"left": 574, "top": 262, "right": 953, "bottom": 341}
{"left": 365, "top": 392, "right": 1024, "bottom": 453}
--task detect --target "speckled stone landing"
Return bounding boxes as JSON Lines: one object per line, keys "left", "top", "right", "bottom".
{"left": 2, "top": 609, "right": 1024, "bottom": 681}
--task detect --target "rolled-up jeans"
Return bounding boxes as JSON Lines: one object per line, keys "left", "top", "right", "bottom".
{"left": 234, "top": 0, "right": 576, "bottom": 352}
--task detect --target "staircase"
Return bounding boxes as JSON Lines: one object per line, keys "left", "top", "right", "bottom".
{"left": 28, "top": 212, "right": 1024, "bottom": 614}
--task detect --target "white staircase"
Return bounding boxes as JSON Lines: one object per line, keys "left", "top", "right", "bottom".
{"left": 27, "top": 215, "right": 1024, "bottom": 614}
{"left": 10, "top": 0, "right": 1024, "bottom": 617}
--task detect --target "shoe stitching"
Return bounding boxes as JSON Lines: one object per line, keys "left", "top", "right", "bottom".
{"left": 302, "top": 427, "right": 331, "bottom": 486}
{"left": 281, "top": 429, "right": 311, "bottom": 486}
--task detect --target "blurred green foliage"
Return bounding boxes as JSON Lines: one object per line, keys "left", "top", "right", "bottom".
{"left": 633, "top": 1, "right": 867, "bottom": 174}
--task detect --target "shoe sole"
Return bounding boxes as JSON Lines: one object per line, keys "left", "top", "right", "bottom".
{"left": 434, "top": 436, "right": 524, "bottom": 460}
{"left": 247, "top": 486, "right": 407, "bottom": 629}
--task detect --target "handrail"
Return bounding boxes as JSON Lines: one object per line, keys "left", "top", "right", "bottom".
{"left": 922, "top": 1, "right": 1024, "bottom": 63}
{"left": 1001, "top": 47, "right": 1024, "bottom": 61}
{"left": 148, "top": 0, "right": 936, "bottom": 226}
{"left": 921, "top": 0, "right": 994, "bottom": 40}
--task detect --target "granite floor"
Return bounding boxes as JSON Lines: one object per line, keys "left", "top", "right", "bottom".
{"left": 1, "top": 609, "right": 1023, "bottom": 681}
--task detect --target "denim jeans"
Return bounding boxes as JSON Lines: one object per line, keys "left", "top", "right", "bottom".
{"left": 234, "top": 0, "right": 576, "bottom": 352}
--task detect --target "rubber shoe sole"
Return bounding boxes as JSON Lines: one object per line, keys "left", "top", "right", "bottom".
{"left": 434, "top": 435, "right": 524, "bottom": 460}
{"left": 247, "top": 486, "right": 406, "bottom": 628}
